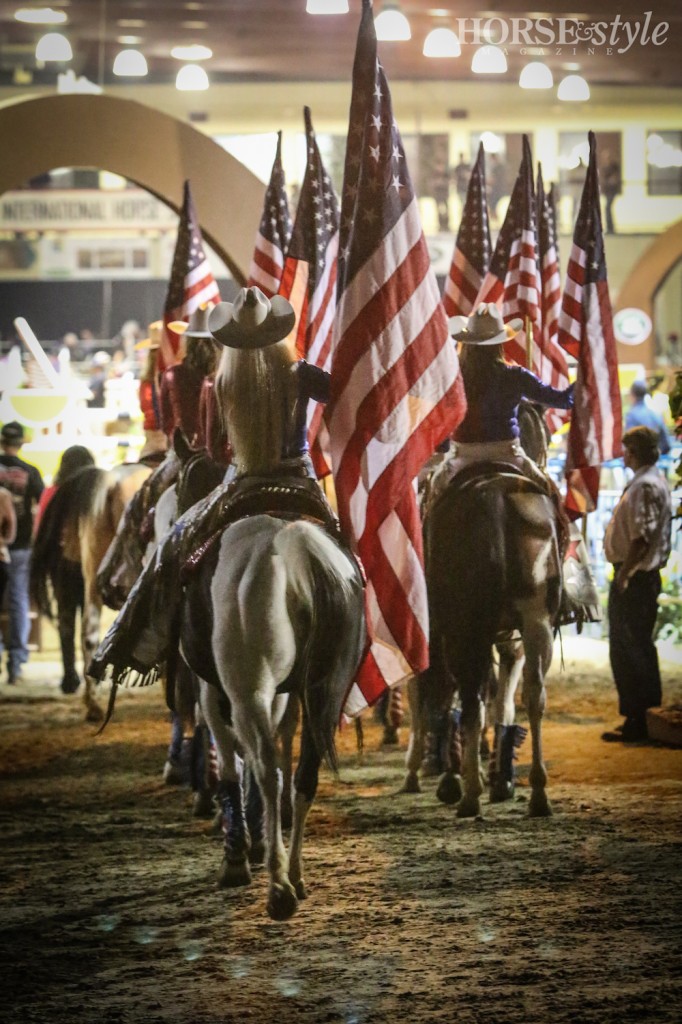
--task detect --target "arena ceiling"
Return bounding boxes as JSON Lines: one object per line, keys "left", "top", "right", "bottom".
{"left": 0, "top": 1, "right": 681, "bottom": 91}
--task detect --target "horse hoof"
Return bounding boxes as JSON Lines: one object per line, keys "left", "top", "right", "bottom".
{"left": 85, "top": 703, "right": 104, "bottom": 724}
{"left": 381, "top": 727, "right": 400, "bottom": 747}
{"left": 398, "top": 771, "right": 421, "bottom": 794}
{"left": 436, "top": 773, "right": 463, "bottom": 805}
{"left": 294, "top": 879, "right": 307, "bottom": 901}
{"left": 192, "top": 790, "right": 215, "bottom": 818}
{"left": 456, "top": 796, "right": 482, "bottom": 819}
{"left": 60, "top": 674, "right": 81, "bottom": 695}
{"left": 489, "top": 781, "right": 515, "bottom": 803}
{"left": 267, "top": 883, "right": 298, "bottom": 921}
{"left": 248, "top": 839, "right": 266, "bottom": 866}
{"left": 218, "top": 855, "right": 252, "bottom": 889}
{"left": 529, "top": 792, "right": 553, "bottom": 818}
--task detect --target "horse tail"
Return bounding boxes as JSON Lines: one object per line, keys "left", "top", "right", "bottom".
{"left": 30, "top": 466, "right": 109, "bottom": 618}
{"left": 276, "top": 524, "right": 365, "bottom": 773}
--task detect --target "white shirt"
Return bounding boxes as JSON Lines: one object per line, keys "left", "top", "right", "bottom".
{"left": 603, "top": 464, "right": 672, "bottom": 571}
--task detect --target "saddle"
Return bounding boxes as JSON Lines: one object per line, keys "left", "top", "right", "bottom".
{"left": 181, "top": 475, "right": 342, "bottom": 580}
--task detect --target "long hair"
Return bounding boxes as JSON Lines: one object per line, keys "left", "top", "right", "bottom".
{"left": 140, "top": 346, "right": 159, "bottom": 384}
{"left": 459, "top": 343, "right": 506, "bottom": 405}
{"left": 214, "top": 340, "right": 297, "bottom": 474}
{"left": 54, "top": 445, "right": 95, "bottom": 485}
{"left": 184, "top": 336, "right": 221, "bottom": 378}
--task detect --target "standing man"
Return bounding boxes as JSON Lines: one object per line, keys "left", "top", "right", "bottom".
{"left": 0, "top": 422, "right": 44, "bottom": 685}
{"left": 602, "top": 427, "right": 673, "bottom": 742}
{"left": 625, "top": 380, "right": 671, "bottom": 455}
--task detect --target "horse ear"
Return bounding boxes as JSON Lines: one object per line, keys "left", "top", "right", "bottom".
{"left": 172, "top": 427, "right": 193, "bottom": 463}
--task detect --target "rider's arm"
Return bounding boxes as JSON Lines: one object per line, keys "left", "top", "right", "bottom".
{"left": 516, "top": 367, "right": 574, "bottom": 410}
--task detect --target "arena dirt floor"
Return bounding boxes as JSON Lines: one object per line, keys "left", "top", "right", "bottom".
{"left": 1, "top": 624, "right": 681, "bottom": 1024}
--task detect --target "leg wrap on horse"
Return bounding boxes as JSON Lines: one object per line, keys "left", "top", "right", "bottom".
{"left": 217, "top": 775, "right": 250, "bottom": 862}
{"left": 489, "top": 724, "right": 527, "bottom": 802}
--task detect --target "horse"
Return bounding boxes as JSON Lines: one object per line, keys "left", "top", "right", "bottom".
{"left": 403, "top": 399, "right": 557, "bottom": 815}
{"left": 177, "top": 503, "right": 366, "bottom": 920}
{"left": 30, "top": 460, "right": 151, "bottom": 721}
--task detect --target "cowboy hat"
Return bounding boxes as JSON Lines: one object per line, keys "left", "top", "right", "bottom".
{"left": 134, "top": 320, "right": 164, "bottom": 351}
{"left": 209, "top": 287, "right": 295, "bottom": 350}
{"left": 449, "top": 303, "right": 523, "bottom": 346}
{"left": 185, "top": 303, "right": 214, "bottom": 339}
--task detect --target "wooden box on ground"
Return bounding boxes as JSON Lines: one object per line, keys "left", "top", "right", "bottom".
{"left": 647, "top": 705, "right": 682, "bottom": 747}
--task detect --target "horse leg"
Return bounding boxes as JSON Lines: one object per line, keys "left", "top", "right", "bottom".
{"left": 277, "top": 693, "right": 300, "bottom": 830}
{"left": 287, "top": 713, "right": 321, "bottom": 903}
{"left": 197, "top": 680, "right": 252, "bottom": 888}
{"left": 489, "top": 636, "right": 526, "bottom": 802}
{"left": 457, "top": 690, "right": 485, "bottom": 818}
{"left": 53, "top": 563, "right": 82, "bottom": 694}
{"left": 233, "top": 703, "right": 297, "bottom": 921}
{"left": 518, "top": 599, "right": 554, "bottom": 818}
{"left": 436, "top": 708, "right": 463, "bottom": 806}
{"left": 401, "top": 675, "right": 423, "bottom": 793}
{"left": 81, "top": 587, "right": 103, "bottom": 723}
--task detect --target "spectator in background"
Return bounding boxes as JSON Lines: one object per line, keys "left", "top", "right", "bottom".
{"left": 602, "top": 427, "right": 672, "bottom": 742}
{"left": 601, "top": 151, "right": 621, "bottom": 235}
{"left": 137, "top": 322, "right": 168, "bottom": 462}
{"left": 0, "top": 486, "right": 17, "bottom": 609}
{"left": 33, "top": 445, "right": 95, "bottom": 535}
{"left": 87, "top": 351, "right": 111, "bottom": 408}
{"left": 625, "top": 380, "right": 670, "bottom": 455}
{"left": 0, "top": 422, "right": 44, "bottom": 685}
{"left": 453, "top": 151, "right": 471, "bottom": 208}
{"left": 488, "top": 153, "right": 507, "bottom": 222}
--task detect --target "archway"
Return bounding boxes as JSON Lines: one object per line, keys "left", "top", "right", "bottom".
{"left": 0, "top": 92, "right": 265, "bottom": 281}
{"left": 613, "top": 218, "right": 682, "bottom": 368}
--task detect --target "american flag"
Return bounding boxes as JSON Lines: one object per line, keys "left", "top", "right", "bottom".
{"left": 247, "top": 131, "right": 293, "bottom": 298}
{"left": 558, "top": 131, "right": 622, "bottom": 519}
{"left": 159, "top": 180, "right": 220, "bottom": 372}
{"left": 278, "top": 106, "right": 338, "bottom": 477}
{"left": 476, "top": 136, "right": 541, "bottom": 370}
{"left": 537, "top": 167, "right": 571, "bottom": 435}
{"left": 327, "top": 0, "right": 466, "bottom": 716}
{"left": 442, "top": 142, "right": 491, "bottom": 318}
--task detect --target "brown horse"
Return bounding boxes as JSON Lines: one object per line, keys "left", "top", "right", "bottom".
{"left": 31, "top": 461, "right": 151, "bottom": 721}
{"left": 418, "top": 464, "right": 562, "bottom": 818}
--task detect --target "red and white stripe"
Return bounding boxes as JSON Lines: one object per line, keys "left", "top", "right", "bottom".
{"left": 249, "top": 231, "right": 286, "bottom": 298}
{"left": 442, "top": 246, "right": 484, "bottom": 318}
{"left": 501, "top": 227, "right": 541, "bottom": 370}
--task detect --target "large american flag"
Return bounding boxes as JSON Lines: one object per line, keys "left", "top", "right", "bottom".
{"left": 476, "top": 136, "right": 541, "bottom": 370}
{"left": 160, "top": 180, "right": 221, "bottom": 372}
{"left": 537, "top": 167, "right": 571, "bottom": 435}
{"left": 442, "top": 142, "right": 491, "bottom": 319}
{"left": 279, "top": 106, "right": 338, "bottom": 477}
{"left": 558, "top": 131, "right": 622, "bottom": 519}
{"left": 247, "top": 131, "right": 293, "bottom": 298}
{"left": 327, "top": 0, "right": 466, "bottom": 716}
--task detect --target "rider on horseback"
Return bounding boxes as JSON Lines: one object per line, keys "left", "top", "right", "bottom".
{"left": 89, "top": 287, "right": 337, "bottom": 689}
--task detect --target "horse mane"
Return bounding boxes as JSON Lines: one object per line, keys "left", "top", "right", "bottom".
{"left": 30, "top": 465, "right": 108, "bottom": 618}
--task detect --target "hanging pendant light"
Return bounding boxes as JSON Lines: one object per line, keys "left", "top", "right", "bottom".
{"left": 35, "top": 32, "right": 72, "bottom": 61}
{"left": 423, "top": 27, "right": 461, "bottom": 58}
{"left": 176, "top": 64, "right": 210, "bottom": 91}
{"left": 471, "top": 45, "right": 507, "bottom": 74}
{"left": 557, "top": 74, "right": 590, "bottom": 101}
{"left": 375, "top": 4, "right": 411, "bottom": 41}
{"left": 519, "top": 61, "right": 553, "bottom": 90}
{"left": 113, "top": 49, "right": 148, "bottom": 77}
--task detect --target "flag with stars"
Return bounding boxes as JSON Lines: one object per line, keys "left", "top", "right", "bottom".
{"left": 537, "top": 167, "right": 571, "bottom": 435}
{"left": 160, "top": 180, "right": 221, "bottom": 372}
{"left": 476, "top": 136, "right": 541, "bottom": 370}
{"left": 327, "top": 0, "right": 466, "bottom": 716}
{"left": 278, "top": 106, "right": 338, "bottom": 477}
{"left": 248, "top": 131, "right": 293, "bottom": 298}
{"left": 442, "top": 142, "right": 491, "bottom": 318}
{"left": 558, "top": 131, "right": 622, "bottom": 519}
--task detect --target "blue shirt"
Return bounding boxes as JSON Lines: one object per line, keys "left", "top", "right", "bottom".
{"left": 624, "top": 401, "right": 670, "bottom": 455}
{"left": 455, "top": 362, "right": 574, "bottom": 443}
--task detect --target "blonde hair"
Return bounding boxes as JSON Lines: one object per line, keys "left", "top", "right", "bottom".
{"left": 215, "top": 340, "right": 297, "bottom": 474}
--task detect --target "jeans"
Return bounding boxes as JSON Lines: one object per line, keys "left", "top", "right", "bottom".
{"left": 4, "top": 548, "right": 32, "bottom": 679}
{"left": 608, "top": 569, "right": 662, "bottom": 721}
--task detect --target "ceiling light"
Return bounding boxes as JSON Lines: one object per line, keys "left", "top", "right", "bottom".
{"left": 557, "top": 74, "right": 590, "bottom": 101}
{"left": 306, "top": 1, "right": 349, "bottom": 12}
{"left": 35, "top": 32, "right": 72, "bottom": 61}
{"left": 176, "top": 63, "right": 209, "bottom": 91}
{"left": 118, "top": 36, "right": 143, "bottom": 45}
{"left": 480, "top": 131, "right": 503, "bottom": 154}
{"left": 519, "top": 61, "right": 553, "bottom": 89}
{"left": 15, "top": 6, "right": 66, "bottom": 23}
{"left": 113, "top": 49, "right": 148, "bottom": 76}
{"left": 375, "top": 4, "right": 411, "bottom": 41}
{"left": 423, "top": 27, "right": 461, "bottom": 58}
{"left": 171, "top": 44, "right": 213, "bottom": 60}
{"left": 471, "top": 45, "right": 507, "bottom": 73}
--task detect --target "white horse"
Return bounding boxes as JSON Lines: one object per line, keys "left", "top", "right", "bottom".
{"left": 180, "top": 513, "right": 366, "bottom": 920}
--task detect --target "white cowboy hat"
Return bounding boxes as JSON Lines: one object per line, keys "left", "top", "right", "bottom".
{"left": 209, "top": 286, "right": 295, "bottom": 350}
{"left": 449, "top": 303, "right": 523, "bottom": 346}
{"left": 185, "top": 303, "right": 215, "bottom": 339}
